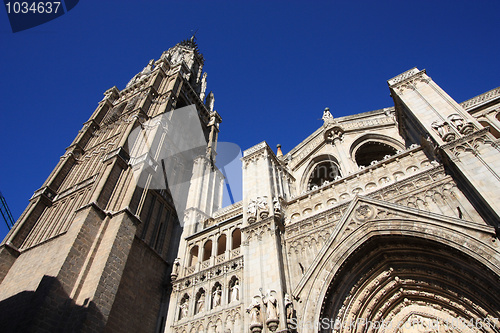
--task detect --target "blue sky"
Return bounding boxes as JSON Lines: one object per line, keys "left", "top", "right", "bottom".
{"left": 1, "top": 1, "right": 499, "bottom": 240}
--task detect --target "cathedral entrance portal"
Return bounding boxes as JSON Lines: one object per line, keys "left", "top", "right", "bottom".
{"left": 318, "top": 236, "right": 500, "bottom": 333}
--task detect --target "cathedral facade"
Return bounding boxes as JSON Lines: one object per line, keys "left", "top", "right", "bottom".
{"left": 0, "top": 40, "right": 500, "bottom": 333}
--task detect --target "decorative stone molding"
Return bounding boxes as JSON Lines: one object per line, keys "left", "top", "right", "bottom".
{"left": 460, "top": 86, "right": 500, "bottom": 110}
{"left": 431, "top": 120, "right": 455, "bottom": 142}
{"left": 173, "top": 257, "right": 243, "bottom": 292}
{"left": 441, "top": 128, "right": 499, "bottom": 158}
{"left": 388, "top": 68, "right": 432, "bottom": 94}
{"left": 387, "top": 67, "right": 421, "bottom": 86}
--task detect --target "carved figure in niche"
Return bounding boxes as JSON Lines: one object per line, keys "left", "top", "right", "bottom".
{"left": 263, "top": 290, "right": 278, "bottom": 321}
{"left": 196, "top": 292, "right": 205, "bottom": 314}
{"left": 322, "top": 107, "right": 334, "bottom": 121}
{"left": 284, "top": 293, "right": 294, "bottom": 320}
{"left": 230, "top": 280, "right": 240, "bottom": 302}
{"left": 179, "top": 299, "right": 189, "bottom": 319}
{"left": 246, "top": 297, "right": 262, "bottom": 327}
{"left": 212, "top": 285, "right": 222, "bottom": 308}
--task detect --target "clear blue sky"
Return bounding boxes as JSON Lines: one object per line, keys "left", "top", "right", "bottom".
{"left": 1, "top": 1, "right": 499, "bottom": 240}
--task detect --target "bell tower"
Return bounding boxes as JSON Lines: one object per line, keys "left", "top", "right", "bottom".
{"left": 0, "top": 38, "right": 222, "bottom": 332}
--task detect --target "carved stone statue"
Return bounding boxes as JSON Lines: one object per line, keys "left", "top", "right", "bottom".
{"left": 230, "top": 280, "right": 240, "bottom": 302}
{"left": 171, "top": 258, "right": 180, "bottom": 281}
{"left": 246, "top": 297, "right": 262, "bottom": 329}
{"left": 196, "top": 293, "right": 205, "bottom": 313}
{"left": 322, "top": 107, "right": 334, "bottom": 122}
{"left": 263, "top": 290, "right": 278, "bottom": 321}
{"left": 263, "top": 290, "right": 279, "bottom": 331}
{"left": 212, "top": 285, "right": 222, "bottom": 308}
{"left": 179, "top": 300, "right": 189, "bottom": 319}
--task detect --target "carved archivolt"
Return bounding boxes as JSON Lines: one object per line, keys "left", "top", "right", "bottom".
{"left": 315, "top": 237, "right": 500, "bottom": 333}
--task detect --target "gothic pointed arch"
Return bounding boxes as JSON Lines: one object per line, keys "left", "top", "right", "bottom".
{"left": 293, "top": 197, "right": 500, "bottom": 332}
{"left": 318, "top": 236, "right": 500, "bottom": 332}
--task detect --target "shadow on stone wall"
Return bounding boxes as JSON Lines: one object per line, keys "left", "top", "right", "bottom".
{"left": 0, "top": 275, "right": 104, "bottom": 332}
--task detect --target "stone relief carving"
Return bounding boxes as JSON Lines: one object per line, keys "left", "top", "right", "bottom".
{"left": 448, "top": 114, "right": 475, "bottom": 135}
{"left": 247, "top": 199, "right": 258, "bottom": 223}
{"left": 325, "top": 126, "right": 344, "bottom": 143}
{"left": 247, "top": 197, "right": 269, "bottom": 222}
{"left": 431, "top": 121, "right": 455, "bottom": 142}
{"left": 354, "top": 204, "right": 374, "bottom": 221}
{"left": 257, "top": 197, "right": 269, "bottom": 218}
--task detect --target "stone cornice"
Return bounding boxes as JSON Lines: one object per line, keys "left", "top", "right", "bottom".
{"left": 460, "top": 86, "right": 500, "bottom": 111}
{"left": 387, "top": 67, "right": 423, "bottom": 87}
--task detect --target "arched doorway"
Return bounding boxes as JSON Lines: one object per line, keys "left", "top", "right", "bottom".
{"left": 318, "top": 236, "right": 500, "bottom": 332}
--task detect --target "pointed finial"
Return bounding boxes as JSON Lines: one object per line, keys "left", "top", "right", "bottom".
{"left": 190, "top": 28, "right": 199, "bottom": 42}
{"left": 276, "top": 144, "right": 283, "bottom": 157}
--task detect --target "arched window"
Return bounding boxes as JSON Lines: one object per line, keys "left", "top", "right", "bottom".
{"left": 203, "top": 240, "right": 212, "bottom": 261}
{"left": 228, "top": 276, "right": 240, "bottom": 303}
{"left": 307, "top": 160, "right": 340, "bottom": 190}
{"left": 195, "top": 289, "right": 206, "bottom": 315}
{"left": 217, "top": 234, "right": 226, "bottom": 255}
{"left": 355, "top": 142, "right": 398, "bottom": 167}
{"left": 189, "top": 246, "right": 199, "bottom": 266}
{"left": 232, "top": 228, "right": 241, "bottom": 250}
